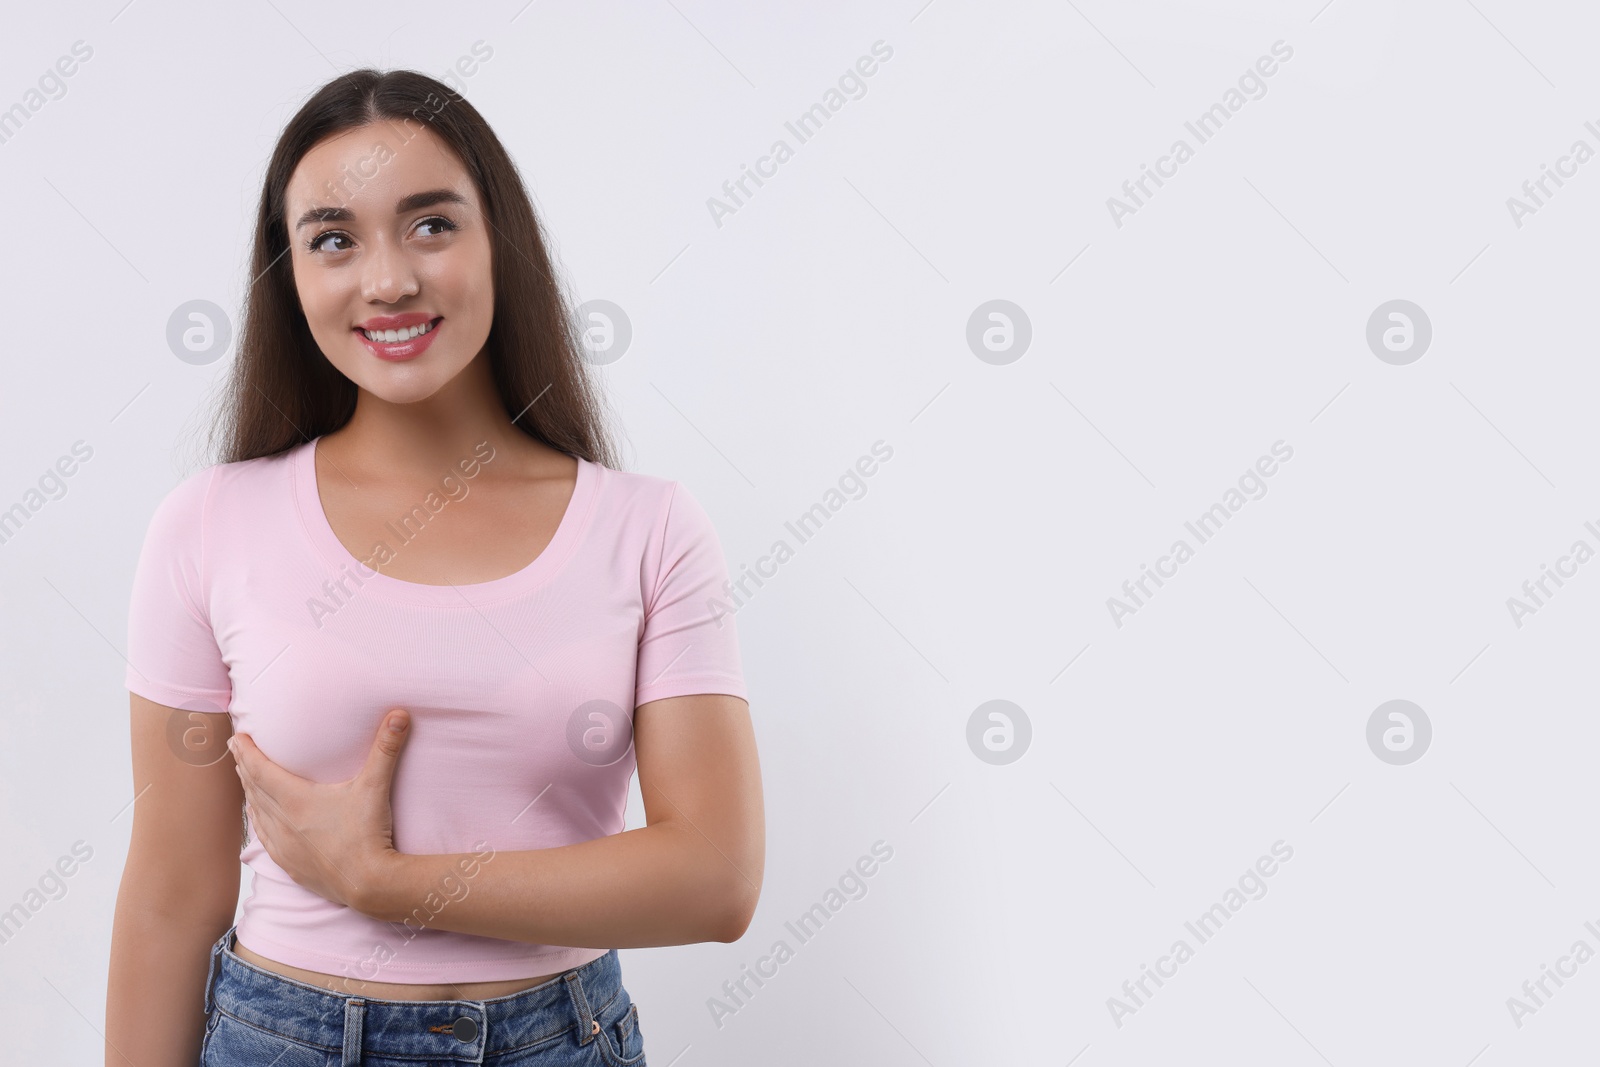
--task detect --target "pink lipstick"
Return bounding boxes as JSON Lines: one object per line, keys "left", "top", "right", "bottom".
{"left": 353, "top": 314, "right": 442, "bottom": 362}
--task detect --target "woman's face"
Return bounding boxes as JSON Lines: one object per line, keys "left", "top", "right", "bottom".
{"left": 284, "top": 122, "right": 494, "bottom": 403}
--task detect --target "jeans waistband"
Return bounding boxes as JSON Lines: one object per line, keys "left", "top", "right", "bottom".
{"left": 202, "top": 923, "right": 622, "bottom": 1062}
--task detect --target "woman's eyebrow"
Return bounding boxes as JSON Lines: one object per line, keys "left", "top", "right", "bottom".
{"left": 293, "top": 188, "right": 470, "bottom": 231}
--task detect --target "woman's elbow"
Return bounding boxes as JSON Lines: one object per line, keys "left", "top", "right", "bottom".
{"left": 709, "top": 874, "right": 761, "bottom": 943}
{"left": 710, "top": 893, "right": 757, "bottom": 943}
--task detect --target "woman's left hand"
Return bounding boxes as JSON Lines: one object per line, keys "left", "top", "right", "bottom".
{"left": 229, "top": 708, "right": 412, "bottom": 914}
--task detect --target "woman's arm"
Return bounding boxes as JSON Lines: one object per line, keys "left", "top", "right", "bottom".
{"left": 106, "top": 695, "right": 243, "bottom": 1067}
{"left": 360, "top": 692, "right": 764, "bottom": 948}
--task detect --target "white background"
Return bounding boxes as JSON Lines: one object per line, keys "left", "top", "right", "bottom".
{"left": 3, "top": 1, "right": 1598, "bottom": 1064}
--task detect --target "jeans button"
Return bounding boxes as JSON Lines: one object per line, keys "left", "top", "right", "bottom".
{"left": 452, "top": 1015, "right": 478, "bottom": 1042}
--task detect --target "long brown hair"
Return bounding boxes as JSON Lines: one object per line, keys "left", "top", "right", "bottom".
{"left": 211, "top": 68, "right": 619, "bottom": 469}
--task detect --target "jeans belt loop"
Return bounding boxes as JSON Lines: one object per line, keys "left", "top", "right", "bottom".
{"left": 564, "top": 970, "right": 597, "bottom": 1045}
{"left": 342, "top": 998, "right": 366, "bottom": 1066}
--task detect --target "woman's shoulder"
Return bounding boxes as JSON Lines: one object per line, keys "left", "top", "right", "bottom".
{"left": 592, "top": 460, "right": 675, "bottom": 500}
{"left": 140, "top": 442, "right": 304, "bottom": 530}
{"left": 588, "top": 461, "right": 718, "bottom": 530}
{"left": 590, "top": 464, "right": 732, "bottom": 565}
{"left": 204, "top": 441, "right": 306, "bottom": 498}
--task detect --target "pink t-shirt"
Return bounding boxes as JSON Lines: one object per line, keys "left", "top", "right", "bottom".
{"left": 124, "top": 435, "right": 747, "bottom": 982}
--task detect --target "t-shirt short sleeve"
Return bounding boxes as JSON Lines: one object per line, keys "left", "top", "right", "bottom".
{"left": 635, "top": 481, "right": 747, "bottom": 708}
{"left": 125, "top": 465, "right": 232, "bottom": 712}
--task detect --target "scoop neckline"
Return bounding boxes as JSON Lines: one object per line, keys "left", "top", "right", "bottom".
{"left": 291, "top": 434, "right": 597, "bottom": 606}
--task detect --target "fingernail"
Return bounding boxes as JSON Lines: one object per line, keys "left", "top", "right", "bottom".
{"left": 389, "top": 715, "right": 406, "bottom": 733}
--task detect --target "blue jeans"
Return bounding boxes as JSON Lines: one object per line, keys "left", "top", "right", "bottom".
{"left": 200, "top": 924, "right": 647, "bottom": 1066}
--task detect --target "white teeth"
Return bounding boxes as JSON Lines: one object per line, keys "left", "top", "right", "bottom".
{"left": 362, "top": 320, "right": 435, "bottom": 343}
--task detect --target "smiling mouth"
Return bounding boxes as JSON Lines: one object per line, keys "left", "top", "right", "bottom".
{"left": 355, "top": 317, "right": 442, "bottom": 343}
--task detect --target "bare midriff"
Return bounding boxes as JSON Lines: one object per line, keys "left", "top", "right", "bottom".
{"left": 230, "top": 936, "right": 567, "bottom": 1002}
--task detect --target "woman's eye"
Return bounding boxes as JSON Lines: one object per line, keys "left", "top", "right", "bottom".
{"left": 307, "top": 231, "right": 351, "bottom": 254}
{"left": 305, "top": 218, "right": 455, "bottom": 254}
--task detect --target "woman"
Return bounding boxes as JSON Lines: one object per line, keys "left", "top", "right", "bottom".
{"left": 106, "top": 68, "right": 763, "bottom": 1066}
